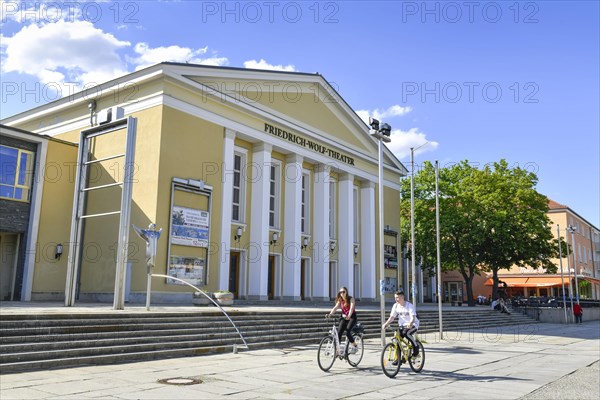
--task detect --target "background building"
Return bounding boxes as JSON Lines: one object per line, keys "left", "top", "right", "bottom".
{"left": 461, "top": 199, "right": 599, "bottom": 302}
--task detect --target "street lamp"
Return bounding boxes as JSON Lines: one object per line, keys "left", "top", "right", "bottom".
{"left": 556, "top": 224, "right": 568, "bottom": 324}
{"left": 409, "top": 142, "right": 428, "bottom": 307}
{"left": 567, "top": 225, "right": 580, "bottom": 304}
{"left": 369, "top": 117, "right": 391, "bottom": 347}
{"left": 564, "top": 230, "right": 575, "bottom": 322}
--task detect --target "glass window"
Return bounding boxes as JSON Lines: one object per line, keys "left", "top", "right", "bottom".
{"left": 301, "top": 172, "right": 310, "bottom": 234}
{"left": 0, "top": 145, "right": 34, "bottom": 202}
{"left": 329, "top": 180, "right": 336, "bottom": 239}
{"left": 353, "top": 186, "right": 359, "bottom": 243}
{"left": 232, "top": 151, "right": 246, "bottom": 222}
{"left": 269, "top": 162, "right": 281, "bottom": 228}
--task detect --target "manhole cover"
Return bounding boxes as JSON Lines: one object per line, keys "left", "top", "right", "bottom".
{"left": 157, "top": 377, "right": 202, "bottom": 386}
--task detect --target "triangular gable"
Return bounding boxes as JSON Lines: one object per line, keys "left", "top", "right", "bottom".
{"left": 161, "top": 63, "right": 404, "bottom": 174}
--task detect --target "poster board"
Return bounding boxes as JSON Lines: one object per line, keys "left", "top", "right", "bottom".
{"left": 167, "top": 178, "right": 212, "bottom": 287}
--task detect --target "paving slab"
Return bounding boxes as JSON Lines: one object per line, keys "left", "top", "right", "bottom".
{"left": 1, "top": 306, "right": 598, "bottom": 400}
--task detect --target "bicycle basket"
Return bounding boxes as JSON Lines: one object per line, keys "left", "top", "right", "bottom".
{"left": 351, "top": 322, "right": 365, "bottom": 334}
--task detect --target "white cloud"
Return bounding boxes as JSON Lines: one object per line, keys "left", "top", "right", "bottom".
{"left": 387, "top": 128, "right": 439, "bottom": 160}
{"left": 356, "top": 105, "right": 412, "bottom": 124}
{"left": 1, "top": 19, "right": 129, "bottom": 84}
{"left": 1, "top": 14, "right": 229, "bottom": 95}
{"left": 130, "top": 43, "right": 229, "bottom": 70}
{"left": 355, "top": 105, "right": 435, "bottom": 159}
{"left": 243, "top": 59, "right": 296, "bottom": 72}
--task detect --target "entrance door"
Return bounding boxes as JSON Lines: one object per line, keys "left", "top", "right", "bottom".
{"left": 268, "top": 255, "right": 275, "bottom": 300}
{"left": 449, "top": 282, "right": 461, "bottom": 303}
{"left": 300, "top": 259, "right": 306, "bottom": 300}
{"left": 353, "top": 263, "right": 360, "bottom": 299}
{"left": 0, "top": 234, "right": 19, "bottom": 301}
{"left": 329, "top": 261, "right": 337, "bottom": 299}
{"left": 229, "top": 252, "right": 240, "bottom": 299}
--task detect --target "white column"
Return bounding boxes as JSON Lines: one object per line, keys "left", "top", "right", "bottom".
{"left": 283, "top": 153, "right": 303, "bottom": 300}
{"left": 312, "top": 164, "right": 330, "bottom": 300}
{"left": 360, "top": 181, "right": 376, "bottom": 299}
{"left": 338, "top": 173, "right": 354, "bottom": 292}
{"left": 248, "top": 143, "right": 271, "bottom": 300}
{"left": 218, "top": 129, "right": 236, "bottom": 290}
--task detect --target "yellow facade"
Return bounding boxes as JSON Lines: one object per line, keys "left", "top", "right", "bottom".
{"left": 2, "top": 63, "right": 407, "bottom": 304}
{"left": 31, "top": 140, "right": 78, "bottom": 295}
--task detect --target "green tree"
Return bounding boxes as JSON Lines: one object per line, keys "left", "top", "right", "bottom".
{"left": 400, "top": 160, "right": 560, "bottom": 306}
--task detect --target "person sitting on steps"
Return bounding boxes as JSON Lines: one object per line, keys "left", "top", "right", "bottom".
{"left": 493, "top": 297, "right": 511, "bottom": 314}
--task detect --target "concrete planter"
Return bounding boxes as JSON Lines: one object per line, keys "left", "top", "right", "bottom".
{"left": 192, "top": 292, "right": 212, "bottom": 306}
{"left": 213, "top": 292, "right": 234, "bottom": 306}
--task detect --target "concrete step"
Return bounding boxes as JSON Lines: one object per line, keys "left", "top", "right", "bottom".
{"left": 0, "top": 307, "right": 538, "bottom": 373}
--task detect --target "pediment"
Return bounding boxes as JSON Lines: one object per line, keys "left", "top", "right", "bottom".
{"left": 169, "top": 66, "right": 403, "bottom": 173}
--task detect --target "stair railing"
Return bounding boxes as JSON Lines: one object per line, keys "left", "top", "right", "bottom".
{"left": 150, "top": 274, "right": 248, "bottom": 352}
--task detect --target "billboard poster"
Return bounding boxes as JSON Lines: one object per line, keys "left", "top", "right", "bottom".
{"left": 382, "top": 277, "right": 398, "bottom": 294}
{"left": 167, "top": 256, "right": 204, "bottom": 286}
{"left": 171, "top": 206, "right": 209, "bottom": 247}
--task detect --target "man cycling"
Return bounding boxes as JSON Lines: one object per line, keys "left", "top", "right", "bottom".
{"left": 382, "top": 290, "right": 420, "bottom": 358}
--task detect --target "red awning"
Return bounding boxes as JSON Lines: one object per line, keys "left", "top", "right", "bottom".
{"left": 484, "top": 277, "right": 528, "bottom": 287}
{"left": 484, "top": 276, "right": 565, "bottom": 288}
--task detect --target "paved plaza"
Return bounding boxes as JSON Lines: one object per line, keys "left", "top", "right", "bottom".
{"left": 1, "top": 319, "right": 598, "bottom": 399}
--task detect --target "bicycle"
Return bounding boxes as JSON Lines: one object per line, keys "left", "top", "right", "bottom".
{"left": 317, "top": 316, "right": 365, "bottom": 372}
{"left": 380, "top": 327, "right": 425, "bottom": 378}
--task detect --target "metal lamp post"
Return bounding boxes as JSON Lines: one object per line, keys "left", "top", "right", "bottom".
{"left": 567, "top": 225, "right": 580, "bottom": 304}
{"left": 369, "top": 117, "right": 391, "bottom": 347}
{"left": 565, "top": 230, "right": 575, "bottom": 323}
{"left": 435, "top": 160, "right": 443, "bottom": 339}
{"left": 133, "top": 223, "right": 162, "bottom": 311}
{"left": 409, "top": 142, "right": 428, "bottom": 307}
{"left": 556, "top": 224, "right": 568, "bottom": 324}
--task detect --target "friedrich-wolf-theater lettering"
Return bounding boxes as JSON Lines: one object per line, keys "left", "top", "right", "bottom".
{"left": 264, "top": 122, "right": 355, "bottom": 166}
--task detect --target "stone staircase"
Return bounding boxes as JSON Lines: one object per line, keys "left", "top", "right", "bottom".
{"left": 0, "top": 306, "right": 537, "bottom": 373}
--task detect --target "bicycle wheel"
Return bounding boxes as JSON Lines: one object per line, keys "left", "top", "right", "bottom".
{"left": 408, "top": 340, "right": 425, "bottom": 373}
{"left": 347, "top": 333, "right": 364, "bottom": 367}
{"left": 381, "top": 342, "right": 401, "bottom": 378}
{"left": 317, "top": 335, "right": 336, "bottom": 372}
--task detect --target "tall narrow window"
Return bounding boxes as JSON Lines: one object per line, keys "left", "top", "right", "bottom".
{"left": 0, "top": 145, "right": 34, "bottom": 202}
{"left": 329, "top": 180, "right": 336, "bottom": 239}
{"left": 301, "top": 172, "right": 310, "bottom": 234}
{"left": 232, "top": 150, "right": 246, "bottom": 222}
{"left": 353, "top": 186, "right": 359, "bottom": 243}
{"left": 269, "top": 162, "right": 281, "bottom": 228}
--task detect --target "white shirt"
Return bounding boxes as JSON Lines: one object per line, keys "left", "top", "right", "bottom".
{"left": 390, "top": 301, "right": 419, "bottom": 329}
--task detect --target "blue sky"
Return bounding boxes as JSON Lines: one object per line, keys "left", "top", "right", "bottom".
{"left": 1, "top": 0, "right": 599, "bottom": 226}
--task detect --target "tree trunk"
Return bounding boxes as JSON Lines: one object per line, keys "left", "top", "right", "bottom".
{"left": 459, "top": 264, "right": 476, "bottom": 307}
{"left": 492, "top": 268, "right": 499, "bottom": 300}
{"left": 466, "top": 276, "right": 475, "bottom": 306}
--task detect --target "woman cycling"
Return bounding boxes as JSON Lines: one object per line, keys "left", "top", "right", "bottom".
{"left": 327, "top": 287, "right": 359, "bottom": 354}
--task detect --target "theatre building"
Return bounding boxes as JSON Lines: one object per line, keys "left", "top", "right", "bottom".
{"left": 0, "top": 63, "right": 407, "bottom": 305}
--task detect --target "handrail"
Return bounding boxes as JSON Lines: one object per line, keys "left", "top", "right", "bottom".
{"left": 150, "top": 274, "right": 248, "bottom": 351}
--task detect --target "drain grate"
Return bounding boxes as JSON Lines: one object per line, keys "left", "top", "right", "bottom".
{"left": 157, "top": 377, "right": 203, "bottom": 386}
